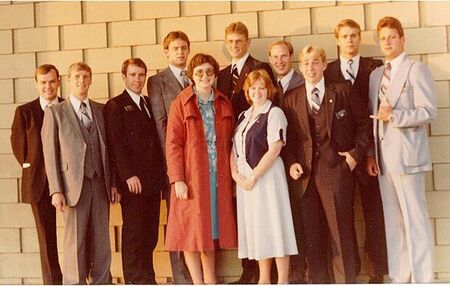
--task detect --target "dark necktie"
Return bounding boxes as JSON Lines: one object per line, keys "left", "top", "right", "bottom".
{"left": 346, "top": 59, "right": 356, "bottom": 84}
{"left": 311, "top": 87, "right": 321, "bottom": 114}
{"left": 80, "top": 102, "right": 92, "bottom": 131}
{"left": 277, "top": 80, "right": 284, "bottom": 93}
{"left": 139, "top": 97, "right": 151, "bottom": 118}
{"left": 180, "top": 70, "right": 190, "bottom": 88}
{"left": 231, "top": 64, "right": 239, "bottom": 91}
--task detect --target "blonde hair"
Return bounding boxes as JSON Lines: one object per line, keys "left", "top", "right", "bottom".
{"left": 67, "top": 62, "right": 92, "bottom": 78}
{"left": 299, "top": 45, "right": 326, "bottom": 63}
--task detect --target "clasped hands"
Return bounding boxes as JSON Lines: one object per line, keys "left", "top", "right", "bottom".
{"left": 232, "top": 171, "right": 257, "bottom": 191}
{"left": 370, "top": 100, "right": 393, "bottom": 122}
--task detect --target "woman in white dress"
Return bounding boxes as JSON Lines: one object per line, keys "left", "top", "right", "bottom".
{"left": 230, "top": 69, "right": 298, "bottom": 284}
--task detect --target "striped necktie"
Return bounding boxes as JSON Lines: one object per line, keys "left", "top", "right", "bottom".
{"left": 311, "top": 87, "right": 321, "bottom": 114}
{"left": 180, "top": 70, "right": 190, "bottom": 88}
{"left": 80, "top": 102, "right": 92, "bottom": 131}
{"left": 346, "top": 59, "right": 356, "bottom": 84}
{"left": 231, "top": 64, "right": 239, "bottom": 91}
{"left": 379, "top": 62, "right": 392, "bottom": 99}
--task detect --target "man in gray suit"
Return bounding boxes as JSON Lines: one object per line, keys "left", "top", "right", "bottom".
{"left": 367, "top": 16, "right": 436, "bottom": 283}
{"left": 42, "top": 62, "right": 120, "bottom": 284}
{"left": 147, "top": 31, "right": 192, "bottom": 284}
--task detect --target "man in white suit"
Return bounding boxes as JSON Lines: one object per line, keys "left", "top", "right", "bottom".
{"left": 367, "top": 16, "right": 437, "bottom": 283}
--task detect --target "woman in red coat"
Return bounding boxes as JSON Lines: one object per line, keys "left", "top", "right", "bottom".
{"left": 165, "top": 53, "right": 237, "bottom": 284}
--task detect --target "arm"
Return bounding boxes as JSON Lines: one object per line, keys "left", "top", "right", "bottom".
{"left": 10, "top": 107, "right": 27, "bottom": 165}
{"left": 147, "top": 75, "right": 168, "bottom": 153}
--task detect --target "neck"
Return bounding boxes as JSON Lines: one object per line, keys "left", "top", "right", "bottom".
{"left": 341, "top": 52, "right": 358, "bottom": 60}
{"left": 196, "top": 86, "right": 212, "bottom": 101}
{"left": 252, "top": 101, "right": 266, "bottom": 115}
{"left": 171, "top": 63, "right": 186, "bottom": 69}
{"left": 73, "top": 93, "right": 88, "bottom": 101}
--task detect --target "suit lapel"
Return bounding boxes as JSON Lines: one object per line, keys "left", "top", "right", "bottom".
{"left": 161, "top": 68, "right": 182, "bottom": 103}
{"left": 324, "top": 86, "right": 336, "bottom": 139}
{"left": 389, "top": 57, "right": 412, "bottom": 108}
{"left": 354, "top": 57, "right": 367, "bottom": 85}
{"left": 234, "top": 56, "right": 254, "bottom": 94}
{"left": 32, "top": 98, "right": 45, "bottom": 128}
{"left": 286, "top": 71, "right": 304, "bottom": 93}
{"left": 298, "top": 87, "right": 311, "bottom": 137}
{"left": 62, "top": 100, "right": 84, "bottom": 139}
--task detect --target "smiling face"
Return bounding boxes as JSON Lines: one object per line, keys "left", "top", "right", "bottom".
{"left": 299, "top": 52, "right": 327, "bottom": 85}
{"left": 269, "top": 43, "right": 293, "bottom": 77}
{"left": 36, "top": 69, "right": 60, "bottom": 101}
{"left": 336, "top": 26, "right": 361, "bottom": 59}
{"left": 225, "top": 33, "right": 251, "bottom": 61}
{"left": 248, "top": 78, "right": 268, "bottom": 107}
{"left": 123, "top": 64, "right": 146, "bottom": 94}
{"left": 192, "top": 63, "right": 215, "bottom": 92}
{"left": 378, "top": 27, "right": 405, "bottom": 61}
{"left": 67, "top": 69, "right": 91, "bottom": 100}
{"left": 164, "top": 38, "right": 190, "bottom": 68}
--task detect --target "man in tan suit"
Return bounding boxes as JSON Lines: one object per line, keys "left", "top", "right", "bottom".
{"left": 42, "top": 62, "right": 120, "bottom": 284}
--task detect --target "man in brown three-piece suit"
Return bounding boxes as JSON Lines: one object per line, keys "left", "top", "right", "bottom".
{"left": 283, "top": 45, "right": 371, "bottom": 283}
{"left": 324, "top": 19, "right": 388, "bottom": 283}
{"left": 104, "top": 58, "right": 165, "bottom": 284}
{"left": 11, "top": 64, "right": 63, "bottom": 285}
{"left": 41, "top": 62, "right": 119, "bottom": 284}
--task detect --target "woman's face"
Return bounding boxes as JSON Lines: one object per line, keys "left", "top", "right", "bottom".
{"left": 192, "top": 63, "right": 215, "bottom": 90}
{"left": 248, "top": 78, "right": 268, "bottom": 107}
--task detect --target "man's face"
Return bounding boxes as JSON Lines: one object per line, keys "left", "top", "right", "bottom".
{"left": 336, "top": 26, "right": 361, "bottom": 59}
{"left": 299, "top": 53, "right": 327, "bottom": 85}
{"left": 123, "top": 64, "right": 146, "bottom": 94}
{"left": 378, "top": 27, "right": 405, "bottom": 61}
{"left": 67, "top": 69, "right": 91, "bottom": 99}
{"left": 36, "top": 70, "right": 60, "bottom": 101}
{"left": 269, "top": 44, "right": 293, "bottom": 77}
{"left": 225, "top": 33, "right": 250, "bottom": 60}
{"left": 164, "top": 39, "right": 190, "bottom": 68}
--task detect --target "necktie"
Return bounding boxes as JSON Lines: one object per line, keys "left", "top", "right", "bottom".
{"left": 346, "top": 59, "right": 356, "bottom": 84}
{"left": 139, "top": 96, "right": 151, "bottom": 118}
{"left": 231, "top": 64, "right": 239, "bottom": 91}
{"left": 80, "top": 102, "right": 92, "bottom": 131}
{"left": 277, "top": 80, "right": 284, "bottom": 93}
{"left": 311, "top": 87, "right": 321, "bottom": 114}
{"left": 180, "top": 70, "right": 190, "bottom": 88}
{"left": 379, "top": 62, "right": 392, "bottom": 100}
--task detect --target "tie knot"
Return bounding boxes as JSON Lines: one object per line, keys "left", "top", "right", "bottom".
{"left": 385, "top": 62, "right": 392, "bottom": 70}
{"left": 180, "top": 70, "right": 187, "bottom": 77}
{"left": 348, "top": 59, "right": 353, "bottom": 66}
{"left": 80, "top": 102, "right": 87, "bottom": 109}
{"left": 312, "top": 87, "right": 319, "bottom": 95}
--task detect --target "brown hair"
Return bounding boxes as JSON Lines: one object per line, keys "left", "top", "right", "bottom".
{"left": 224, "top": 21, "right": 249, "bottom": 40}
{"left": 163, "top": 31, "right": 190, "bottom": 50}
{"left": 269, "top": 40, "right": 294, "bottom": 56}
{"left": 187, "top": 53, "right": 219, "bottom": 79}
{"left": 377, "top": 16, "right": 404, "bottom": 38}
{"left": 67, "top": 62, "right": 92, "bottom": 78}
{"left": 299, "top": 45, "right": 327, "bottom": 63}
{"left": 121, "top": 58, "right": 147, "bottom": 75}
{"left": 334, "top": 18, "right": 361, "bottom": 39}
{"left": 35, "top": 64, "right": 60, "bottom": 81}
{"left": 243, "top": 69, "right": 277, "bottom": 105}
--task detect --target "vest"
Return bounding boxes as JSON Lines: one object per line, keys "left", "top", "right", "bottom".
{"left": 79, "top": 113, "right": 104, "bottom": 179}
{"left": 308, "top": 103, "right": 332, "bottom": 163}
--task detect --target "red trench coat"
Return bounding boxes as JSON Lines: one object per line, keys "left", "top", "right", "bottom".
{"left": 165, "top": 85, "right": 237, "bottom": 251}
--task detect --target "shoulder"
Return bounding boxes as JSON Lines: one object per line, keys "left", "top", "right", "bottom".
{"left": 327, "top": 59, "right": 339, "bottom": 68}
{"left": 90, "top": 99, "right": 105, "bottom": 109}
{"left": 16, "top": 99, "right": 37, "bottom": 114}
{"left": 218, "top": 65, "right": 231, "bottom": 77}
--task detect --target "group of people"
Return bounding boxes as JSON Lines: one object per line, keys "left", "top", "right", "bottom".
{"left": 10, "top": 15, "right": 436, "bottom": 285}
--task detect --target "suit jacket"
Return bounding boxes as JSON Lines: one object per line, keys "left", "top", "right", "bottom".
{"left": 103, "top": 90, "right": 164, "bottom": 194}
{"left": 277, "top": 70, "right": 305, "bottom": 108}
{"left": 369, "top": 54, "right": 437, "bottom": 175}
{"left": 217, "top": 55, "right": 275, "bottom": 118}
{"left": 10, "top": 97, "right": 64, "bottom": 204}
{"left": 147, "top": 67, "right": 184, "bottom": 156}
{"left": 41, "top": 99, "right": 112, "bottom": 206}
{"left": 283, "top": 82, "right": 371, "bottom": 197}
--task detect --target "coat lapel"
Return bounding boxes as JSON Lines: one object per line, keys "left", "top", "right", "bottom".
{"left": 234, "top": 56, "right": 254, "bottom": 94}
{"left": 298, "top": 87, "right": 311, "bottom": 137}
{"left": 324, "top": 86, "right": 336, "bottom": 139}
{"left": 62, "top": 100, "right": 84, "bottom": 139}
{"left": 286, "top": 71, "right": 305, "bottom": 93}
{"left": 388, "top": 57, "right": 412, "bottom": 108}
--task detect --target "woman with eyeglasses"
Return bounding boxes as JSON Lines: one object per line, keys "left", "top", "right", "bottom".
{"left": 230, "top": 69, "right": 298, "bottom": 284}
{"left": 165, "top": 53, "right": 237, "bottom": 284}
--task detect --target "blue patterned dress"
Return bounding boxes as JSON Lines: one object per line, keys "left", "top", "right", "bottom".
{"left": 196, "top": 88, "right": 219, "bottom": 239}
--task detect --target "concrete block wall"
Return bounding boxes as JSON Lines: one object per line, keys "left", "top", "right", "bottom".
{"left": 0, "top": 1, "right": 449, "bottom": 284}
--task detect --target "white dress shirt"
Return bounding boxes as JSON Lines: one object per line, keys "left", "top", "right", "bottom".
{"left": 305, "top": 77, "right": 325, "bottom": 111}
{"left": 231, "top": 53, "right": 250, "bottom": 75}
{"left": 39, "top": 96, "right": 59, "bottom": 111}
{"left": 69, "top": 95, "right": 92, "bottom": 121}
{"left": 339, "top": 54, "right": 360, "bottom": 82}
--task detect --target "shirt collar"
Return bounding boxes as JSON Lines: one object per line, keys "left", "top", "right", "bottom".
{"left": 340, "top": 54, "right": 360, "bottom": 66}
{"left": 169, "top": 64, "right": 187, "bottom": 84}
{"left": 126, "top": 88, "right": 144, "bottom": 108}
{"left": 305, "top": 77, "right": 325, "bottom": 107}
{"left": 243, "top": 99, "right": 272, "bottom": 120}
{"left": 340, "top": 54, "right": 360, "bottom": 80}
{"left": 278, "top": 69, "right": 295, "bottom": 93}
{"left": 231, "top": 53, "right": 250, "bottom": 75}
{"left": 386, "top": 51, "right": 407, "bottom": 80}
{"left": 69, "top": 95, "right": 91, "bottom": 115}
{"left": 39, "top": 96, "right": 59, "bottom": 111}
{"left": 194, "top": 86, "right": 215, "bottom": 104}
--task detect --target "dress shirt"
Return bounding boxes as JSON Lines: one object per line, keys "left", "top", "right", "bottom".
{"left": 385, "top": 51, "right": 407, "bottom": 84}
{"left": 39, "top": 96, "right": 59, "bottom": 111}
{"left": 305, "top": 77, "right": 325, "bottom": 111}
{"left": 169, "top": 64, "right": 189, "bottom": 87}
{"left": 277, "top": 69, "right": 295, "bottom": 93}
{"left": 339, "top": 54, "right": 360, "bottom": 82}
{"left": 69, "top": 95, "right": 92, "bottom": 121}
{"left": 231, "top": 53, "right": 250, "bottom": 75}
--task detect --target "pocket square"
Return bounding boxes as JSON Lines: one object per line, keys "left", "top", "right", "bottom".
{"left": 335, "top": 109, "right": 347, "bottom": 119}
{"left": 124, "top": 105, "right": 135, "bottom": 111}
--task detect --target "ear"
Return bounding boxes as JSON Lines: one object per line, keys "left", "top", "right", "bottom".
{"left": 163, "top": 48, "right": 169, "bottom": 58}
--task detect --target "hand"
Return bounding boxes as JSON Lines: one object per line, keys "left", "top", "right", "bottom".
{"left": 111, "top": 187, "right": 121, "bottom": 204}
{"left": 338, "top": 151, "right": 357, "bottom": 172}
{"left": 126, "top": 176, "right": 142, "bottom": 194}
{"left": 242, "top": 175, "right": 256, "bottom": 191}
{"left": 366, "top": 156, "right": 379, "bottom": 176}
{"left": 289, "top": 163, "right": 303, "bottom": 180}
{"left": 174, "top": 181, "right": 188, "bottom": 200}
{"left": 232, "top": 171, "right": 247, "bottom": 189}
{"left": 370, "top": 101, "right": 393, "bottom": 122}
{"left": 52, "top": 192, "right": 66, "bottom": 212}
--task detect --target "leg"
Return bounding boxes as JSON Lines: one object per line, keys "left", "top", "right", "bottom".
{"left": 143, "top": 193, "right": 161, "bottom": 284}
{"left": 200, "top": 251, "right": 217, "bottom": 284}
{"left": 184, "top": 251, "right": 203, "bottom": 284}
{"left": 258, "top": 258, "right": 272, "bottom": 284}
{"left": 31, "top": 189, "right": 62, "bottom": 285}
{"left": 275, "top": 256, "right": 290, "bottom": 284}
{"left": 288, "top": 188, "right": 307, "bottom": 283}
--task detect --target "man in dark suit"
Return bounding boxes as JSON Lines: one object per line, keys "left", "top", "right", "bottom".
{"left": 10, "top": 64, "right": 63, "bottom": 285}
{"left": 283, "top": 45, "right": 371, "bottom": 283}
{"left": 268, "top": 40, "right": 307, "bottom": 283}
{"left": 104, "top": 58, "right": 165, "bottom": 284}
{"left": 217, "top": 21, "right": 275, "bottom": 119}
{"left": 324, "top": 19, "right": 387, "bottom": 283}
{"left": 42, "top": 62, "right": 118, "bottom": 284}
{"left": 147, "top": 31, "right": 192, "bottom": 284}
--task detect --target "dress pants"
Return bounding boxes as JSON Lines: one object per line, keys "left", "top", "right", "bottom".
{"left": 120, "top": 189, "right": 160, "bottom": 284}
{"left": 62, "top": 176, "right": 111, "bottom": 285}
{"left": 301, "top": 159, "right": 356, "bottom": 284}
{"left": 31, "top": 184, "right": 62, "bottom": 284}
{"left": 288, "top": 189, "right": 308, "bottom": 281}
{"left": 378, "top": 158, "right": 434, "bottom": 282}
